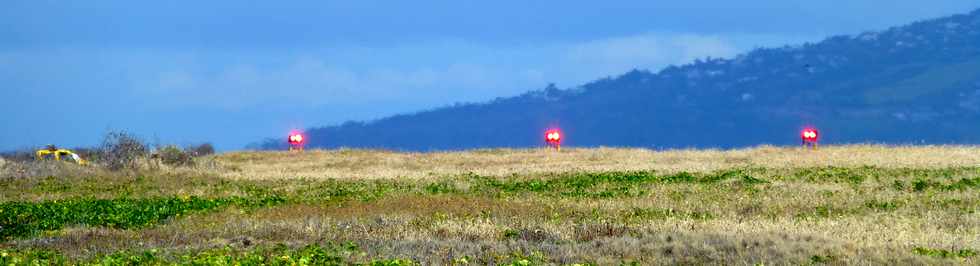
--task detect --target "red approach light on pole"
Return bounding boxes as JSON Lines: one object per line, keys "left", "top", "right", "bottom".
{"left": 545, "top": 129, "right": 562, "bottom": 151}
{"left": 288, "top": 134, "right": 304, "bottom": 144}
{"left": 801, "top": 128, "right": 819, "bottom": 150}
{"left": 546, "top": 131, "right": 561, "bottom": 142}
{"left": 288, "top": 132, "right": 306, "bottom": 151}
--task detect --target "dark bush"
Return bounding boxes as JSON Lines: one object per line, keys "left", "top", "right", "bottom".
{"left": 186, "top": 143, "right": 215, "bottom": 157}
{"left": 98, "top": 131, "right": 148, "bottom": 170}
{"left": 157, "top": 145, "right": 194, "bottom": 167}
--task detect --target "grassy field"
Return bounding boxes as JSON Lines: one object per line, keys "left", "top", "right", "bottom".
{"left": 0, "top": 145, "right": 978, "bottom": 265}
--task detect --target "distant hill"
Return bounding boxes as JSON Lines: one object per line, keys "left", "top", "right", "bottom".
{"left": 251, "top": 9, "right": 980, "bottom": 151}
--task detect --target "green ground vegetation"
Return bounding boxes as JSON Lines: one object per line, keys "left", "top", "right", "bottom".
{"left": 0, "top": 160, "right": 978, "bottom": 265}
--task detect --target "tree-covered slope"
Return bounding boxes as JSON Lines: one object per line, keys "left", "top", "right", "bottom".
{"left": 254, "top": 9, "right": 980, "bottom": 150}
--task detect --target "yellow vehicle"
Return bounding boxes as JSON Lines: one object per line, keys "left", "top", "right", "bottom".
{"left": 35, "top": 145, "right": 88, "bottom": 165}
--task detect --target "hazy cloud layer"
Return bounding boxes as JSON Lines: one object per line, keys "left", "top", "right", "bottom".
{"left": 135, "top": 32, "right": 812, "bottom": 109}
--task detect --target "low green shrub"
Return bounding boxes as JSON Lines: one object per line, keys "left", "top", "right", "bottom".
{"left": 0, "top": 243, "right": 416, "bottom": 265}
{"left": 424, "top": 181, "right": 458, "bottom": 194}
{"left": 907, "top": 178, "right": 979, "bottom": 192}
{"left": 912, "top": 246, "right": 978, "bottom": 259}
{"left": 864, "top": 199, "right": 902, "bottom": 211}
{"left": 466, "top": 170, "right": 767, "bottom": 199}
{"left": 0, "top": 195, "right": 285, "bottom": 240}
{"left": 620, "top": 207, "right": 715, "bottom": 221}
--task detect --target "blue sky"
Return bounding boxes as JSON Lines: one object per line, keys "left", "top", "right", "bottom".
{"left": 2, "top": 1, "right": 979, "bottom": 151}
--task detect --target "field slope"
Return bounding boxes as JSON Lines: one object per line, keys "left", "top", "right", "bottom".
{"left": 1, "top": 145, "right": 978, "bottom": 265}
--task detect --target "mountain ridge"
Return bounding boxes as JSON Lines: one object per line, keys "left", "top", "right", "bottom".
{"left": 252, "top": 8, "right": 980, "bottom": 150}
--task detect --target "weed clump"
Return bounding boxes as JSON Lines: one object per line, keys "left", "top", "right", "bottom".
{"left": 621, "top": 207, "right": 715, "bottom": 221}
{"left": 793, "top": 166, "right": 868, "bottom": 184}
{"left": 906, "top": 178, "right": 979, "bottom": 192}
{"left": 424, "top": 181, "right": 458, "bottom": 194}
{"left": 501, "top": 227, "right": 556, "bottom": 242}
{"left": 864, "top": 199, "right": 902, "bottom": 211}
{"left": 98, "top": 131, "right": 148, "bottom": 170}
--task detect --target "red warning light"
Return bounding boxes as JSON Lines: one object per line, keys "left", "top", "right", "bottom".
{"left": 545, "top": 129, "right": 562, "bottom": 151}
{"left": 288, "top": 132, "right": 306, "bottom": 151}
{"left": 288, "top": 134, "right": 304, "bottom": 144}
{"left": 801, "top": 129, "right": 818, "bottom": 141}
{"left": 546, "top": 131, "right": 561, "bottom": 142}
{"left": 801, "top": 128, "right": 819, "bottom": 150}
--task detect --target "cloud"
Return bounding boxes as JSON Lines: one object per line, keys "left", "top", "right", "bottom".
{"left": 560, "top": 33, "right": 739, "bottom": 80}
{"left": 142, "top": 57, "right": 532, "bottom": 109}
{"left": 131, "top": 32, "right": 816, "bottom": 110}
{"left": 558, "top": 32, "right": 813, "bottom": 82}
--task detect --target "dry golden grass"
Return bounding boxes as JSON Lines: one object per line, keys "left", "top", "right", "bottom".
{"left": 5, "top": 145, "right": 980, "bottom": 264}
{"left": 215, "top": 145, "right": 980, "bottom": 180}
{"left": 23, "top": 193, "right": 976, "bottom": 264}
